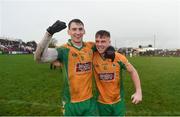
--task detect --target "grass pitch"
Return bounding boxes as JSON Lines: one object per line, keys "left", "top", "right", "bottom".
{"left": 0, "top": 55, "right": 180, "bottom": 115}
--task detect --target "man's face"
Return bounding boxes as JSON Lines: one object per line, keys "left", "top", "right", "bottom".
{"left": 68, "top": 22, "right": 85, "bottom": 43}
{"left": 95, "top": 36, "right": 111, "bottom": 54}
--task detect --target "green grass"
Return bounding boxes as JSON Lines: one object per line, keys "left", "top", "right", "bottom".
{"left": 124, "top": 57, "right": 180, "bottom": 115}
{"left": 0, "top": 55, "right": 180, "bottom": 115}
{"left": 0, "top": 55, "right": 63, "bottom": 115}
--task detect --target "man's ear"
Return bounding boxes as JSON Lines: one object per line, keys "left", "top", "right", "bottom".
{"left": 67, "top": 30, "right": 70, "bottom": 35}
{"left": 109, "top": 39, "right": 111, "bottom": 45}
{"left": 84, "top": 29, "right": 86, "bottom": 35}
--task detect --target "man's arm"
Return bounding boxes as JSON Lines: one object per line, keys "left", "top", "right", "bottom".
{"left": 126, "top": 63, "right": 142, "bottom": 104}
{"left": 34, "top": 32, "right": 58, "bottom": 63}
{"left": 34, "top": 20, "right": 67, "bottom": 63}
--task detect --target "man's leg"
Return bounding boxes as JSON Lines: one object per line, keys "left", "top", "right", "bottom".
{"left": 64, "top": 102, "right": 80, "bottom": 116}
{"left": 97, "top": 102, "right": 112, "bottom": 116}
{"left": 112, "top": 100, "right": 126, "bottom": 116}
{"left": 64, "top": 99, "right": 92, "bottom": 116}
{"left": 83, "top": 98, "right": 99, "bottom": 116}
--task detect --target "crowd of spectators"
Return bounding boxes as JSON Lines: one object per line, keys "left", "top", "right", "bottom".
{"left": 0, "top": 38, "right": 37, "bottom": 54}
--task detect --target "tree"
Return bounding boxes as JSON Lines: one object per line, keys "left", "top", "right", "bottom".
{"left": 148, "top": 44, "right": 152, "bottom": 47}
{"left": 26, "top": 41, "right": 37, "bottom": 49}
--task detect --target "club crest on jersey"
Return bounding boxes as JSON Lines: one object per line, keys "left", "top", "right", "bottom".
{"left": 99, "top": 73, "right": 115, "bottom": 81}
{"left": 72, "top": 53, "right": 78, "bottom": 58}
{"left": 88, "top": 51, "right": 93, "bottom": 56}
{"left": 81, "top": 56, "right": 84, "bottom": 61}
{"left": 76, "top": 62, "right": 91, "bottom": 72}
{"left": 103, "top": 66, "right": 108, "bottom": 70}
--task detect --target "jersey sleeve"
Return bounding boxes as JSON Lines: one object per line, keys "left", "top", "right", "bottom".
{"left": 86, "top": 41, "right": 96, "bottom": 52}
{"left": 56, "top": 47, "right": 65, "bottom": 62}
{"left": 41, "top": 48, "right": 58, "bottom": 62}
{"left": 117, "top": 53, "right": 128, "bottom": 62}
{"left": 116, "top": 53, "right": 129, "bottom": 70}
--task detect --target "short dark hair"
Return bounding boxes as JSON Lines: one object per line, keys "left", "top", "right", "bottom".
{"left": 95, "top": 30, "right": 111, "bottom": 38}
{"left": 68, "top": 19, "right": 84, "bottom": 29}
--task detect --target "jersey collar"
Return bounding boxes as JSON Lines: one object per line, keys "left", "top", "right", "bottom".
{"left": 67, "top": 39, "right": 85, "bottom": 50}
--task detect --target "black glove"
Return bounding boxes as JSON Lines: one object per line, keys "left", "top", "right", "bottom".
{"left": 104, "top": 46, "right": 115, "bottom": 62}
{"left": 47, "top": 20, "right": 67, "bottom": 35}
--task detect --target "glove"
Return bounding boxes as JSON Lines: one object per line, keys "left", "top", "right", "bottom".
{"left": 47, "top": 20, "right": 67, "bottom": 35}
{"left": 104, "top": 46, "right": 115, "bottom": 62}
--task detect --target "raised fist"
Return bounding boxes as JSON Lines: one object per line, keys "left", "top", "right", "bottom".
{"left": 47, "top": 20, "right": 67, "bottom": 35}
{"left": 104, "top": 46, "right": 115, "bottom": 62}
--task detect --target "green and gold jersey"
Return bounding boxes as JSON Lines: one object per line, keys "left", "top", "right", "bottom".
{"left": 57, "top": 39, "right": 95, "bottom": 103}
{"left": 93, "top": 52, "right": 128, "bottom": 104}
